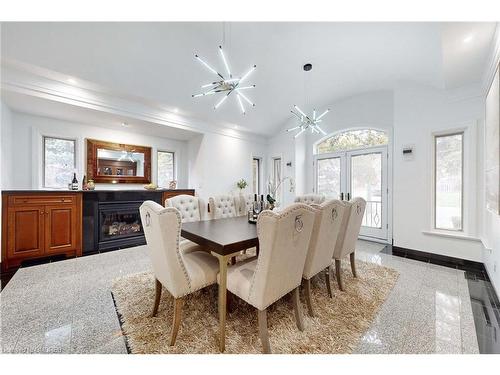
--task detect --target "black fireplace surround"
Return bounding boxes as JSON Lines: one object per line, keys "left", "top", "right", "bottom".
{"left": 83, "top": 190, "right": 163, "bottom": 254}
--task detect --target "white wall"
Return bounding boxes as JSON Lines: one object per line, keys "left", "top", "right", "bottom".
{"left": 1, "top": 101, "right": 14, "bottom": 264}
{"left": 480, "top": 26, "right": 500, "bottom": 294}
{"left": 1, "top": 101, "right": 13, "bottom": 189}
{"left": 267, "top": 130, "right": 297, "bottom": 207}
{"left": 187, "top": 131, "right": 268, "bottom": 202}
{"left": 2, "top": 111, "right": 189, "bottom": 190}
{"left": 393, "top": 83, "right": 483, "bottom": 261}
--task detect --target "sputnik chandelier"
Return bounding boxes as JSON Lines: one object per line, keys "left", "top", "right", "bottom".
{"left": 192, "top": 45, "right": 256, "bottom": 114}
{"left": 287, "top": 63, "right": 330, "bottom": 138}
{"left": 287, "top": 105, "right": 329, "bottom": 138}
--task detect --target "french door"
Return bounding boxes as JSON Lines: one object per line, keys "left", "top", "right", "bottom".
{"left": 314, "top": 146, "right": 388, "bottom": 240}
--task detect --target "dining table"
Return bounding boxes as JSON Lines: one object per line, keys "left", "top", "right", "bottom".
{"left": 181, "top": 216, "right": 259, "bottom": 352}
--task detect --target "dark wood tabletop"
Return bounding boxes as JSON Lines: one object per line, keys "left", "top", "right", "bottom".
{"left": 181, "top": 216, "right": 259, "bottom": 256}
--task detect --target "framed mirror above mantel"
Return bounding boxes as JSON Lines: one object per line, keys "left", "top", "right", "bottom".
{"left": 86, "top": 139, "right": 152, "bottom": 184}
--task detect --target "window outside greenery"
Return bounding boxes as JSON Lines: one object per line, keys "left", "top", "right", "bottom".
{"left": 316, "top": 129, "right": 388, "bottom": 154}
{"left": 435, "top": 133, "right": 463, "bottom": 231}
{"left": 157, "top": 151, "right": 175, "bottom": 187}
{"left": 43, "top": 136, "right": 76, "bottom": 188}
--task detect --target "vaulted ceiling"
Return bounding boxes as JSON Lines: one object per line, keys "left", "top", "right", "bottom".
{"left": 1, "top": 22, "right": 497, "bottom": 136}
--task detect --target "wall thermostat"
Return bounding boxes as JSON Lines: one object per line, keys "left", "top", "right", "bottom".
{"left": 402, "top": 145, "right": 415, "bottom": 161}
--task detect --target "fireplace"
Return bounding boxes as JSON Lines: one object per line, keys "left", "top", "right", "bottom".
{"left": 99, "top": 201, "right": 144, "bottom": 249}
{"left": 82, "top": 190, "right": 164, "bottom": 254}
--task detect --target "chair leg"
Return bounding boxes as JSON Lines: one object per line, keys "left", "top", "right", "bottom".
{"left": 350, "top": 252, "right": 357, "bottom": 278}
{"left": 169, "top": 298, "right": 184, "bottom": 346}
{"left": 151, "top": 278, "right": 162, "bottom": 317}
{"left": 230, "top": 256, "right": 236, "bottom": 265}
{"left": 325, "top": 267, "right": 333, "bottom": 298}
{"left": 257, "top": 308, "right": 271, "bottom": 354}
{"left": 292, "top": 286, "right": 305, "bottom": 330}
{"left": 335, "top": 259, "right": 345, "bottom": 291}
{"left": 304, "top": 278, "right": 315, "bottom": 317}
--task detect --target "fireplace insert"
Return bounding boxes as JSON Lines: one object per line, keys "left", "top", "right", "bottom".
{"left": 97, "top": 201, "right": 146, "bottom": 251}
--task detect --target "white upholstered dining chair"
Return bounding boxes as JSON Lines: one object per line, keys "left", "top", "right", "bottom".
{"left": 294, "top": 194, "right": 325, "bottom": 205}
{"left": 237, "top": 193, "right": 254, "bottom": 217}
{"left": 332, "top": 197, "right": 366, "bottom": 291}
{"left": 139, "top": 201, "right": 219, "bottom": 346}
{"left": 165, "top": 194, "right": 207, "bottom": 222}
{"left": 223, "top": 203, "right": 316, "bottom": 353}
{"left": 209, "top": 195, "right": 238, "bottom": 219}
{"left": 302, "top": 199, "right": 347, "bottom": 316}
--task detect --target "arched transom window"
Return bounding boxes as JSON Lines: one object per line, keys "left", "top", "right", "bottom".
{"left": 315, "top": 129, "right": 388, "bottom": 154}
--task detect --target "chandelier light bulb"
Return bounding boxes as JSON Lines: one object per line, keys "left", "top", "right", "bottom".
{"left": 219, "top": 46, "right": 231, "bottom": 77}
{"left": 214, "top": 94, "right": 229, "bottom": 109}
{"left": 316, "top": 109, "right": 330, "bottom": 121}
{"left": 294, "top": 128, "right": 306, "bottom": 138}
{"left": 236, "top": 90, "right": 255, "bottom": 106}
{"left": 237, "top": 94, "right": 246, "bottom": 114}
{"left": 239, "top": 65, "right": 256, "bottom": 84}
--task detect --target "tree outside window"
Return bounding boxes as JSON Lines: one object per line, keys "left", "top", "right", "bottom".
{"left": 158, "top": 151, "right": 175, "bottom": 187}
{"left": 43, "top": 136, "right": 76, "bottom": 188}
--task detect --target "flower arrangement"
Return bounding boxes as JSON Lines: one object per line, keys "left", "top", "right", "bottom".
{"left": 236, "top": 178, "right": 248, "bottom": 191}
{"left": 267, "top": 176, "right": 294, "bottom": 208}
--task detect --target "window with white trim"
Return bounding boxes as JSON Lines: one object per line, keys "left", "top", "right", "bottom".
{"left": 434, "top": 132, "right": 463, "bottom": 231}
{"left": 252, "top": 157, "right": 261, "bottom": 195}
{"left": 43, "top": 136, "right": 76, "bottom": 189}
{"left": 157, "top": 151, "right": 175, "bottom": 188}
{"left": 272, "top": 157, "right": 282, "bottom": 203}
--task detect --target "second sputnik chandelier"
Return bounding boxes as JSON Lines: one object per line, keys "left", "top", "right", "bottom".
{"left": 287, "top": 63, "right": 330, "bottom": 138}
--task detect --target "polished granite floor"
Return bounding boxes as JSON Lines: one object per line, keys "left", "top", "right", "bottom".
{"left": 0, "top": 240, "right": 482, "bottom": 354}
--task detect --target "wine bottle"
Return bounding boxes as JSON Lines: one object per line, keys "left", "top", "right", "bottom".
{"left": 72, "top": 173, "right": 78, "bottom": 190}
{"left": 82, "top": 175, "right": 87, "bottom": 190}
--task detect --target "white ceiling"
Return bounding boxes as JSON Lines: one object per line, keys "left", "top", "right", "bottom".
{"left": 2, "top": 91, "right": 199, "bottom": 141}
{"left": 442, "top": 22, "right": 497, "bottom": 89}
{"left": 1, "top": 22, "right": 497, "bottom": 136}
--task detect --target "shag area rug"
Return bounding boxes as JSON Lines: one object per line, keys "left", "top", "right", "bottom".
{"left": 111, "top": 259, "right": 398, "bottom": 354}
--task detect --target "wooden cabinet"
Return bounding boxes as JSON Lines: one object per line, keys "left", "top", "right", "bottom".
{"left": 2, "top": 192, "right": 82, "bottom": 271}
{"left": 6, "top": 205, "right": 45, "bottom": 259}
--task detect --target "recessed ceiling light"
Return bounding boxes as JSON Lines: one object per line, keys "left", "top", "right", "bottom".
{"left": 234, "top": 125, "right": 238, "bottom": 129}
{"left": 463, "top": 35, "right": 473, "bottom": 44}
{"left": 67, "top": 78, "right": 76, "bottom": 84}
{"left": 121, "top": 122, "right": 129, "bottom": 127}
{"left": 173, "top": 108, "right": 179, "bottom": 113}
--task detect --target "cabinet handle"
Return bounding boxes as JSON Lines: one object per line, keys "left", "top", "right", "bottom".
{"left": 40, "top": 211, "right": 44, "bottom": 215}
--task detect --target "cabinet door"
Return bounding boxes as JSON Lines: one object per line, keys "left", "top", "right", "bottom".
{"left": 7, "top": 205, "right": 45, "bottom": 258}
{"left": 44, "top": 204, "right": 78, "bottom": 254}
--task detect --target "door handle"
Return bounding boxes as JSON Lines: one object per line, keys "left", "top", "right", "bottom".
{"left": 347, "top": 193, "right": 351, "bottom": 201}
{"left": 340, "top": 192, "right": 344, "bottom": 201}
